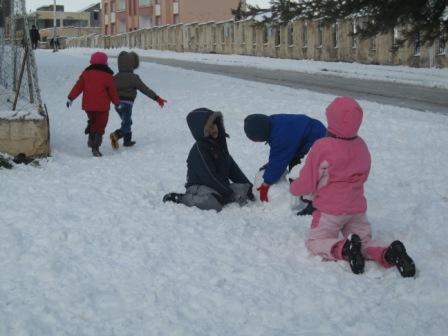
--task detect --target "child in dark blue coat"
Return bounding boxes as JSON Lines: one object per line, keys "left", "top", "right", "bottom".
{"left": 163, "top": 108, "right": 254, "bottom": 212}
{"left": 244, "top": 114, "right": 326, "bottom": 203}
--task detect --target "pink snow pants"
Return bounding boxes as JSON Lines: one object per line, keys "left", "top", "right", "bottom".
{"left": 305, "top": 211, "right": 392, "bottom": 268}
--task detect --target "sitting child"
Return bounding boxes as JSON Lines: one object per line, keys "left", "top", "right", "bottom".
{"left": 290, "top": 97, "right": 416, "bottom": 277}
{"left": 163, "top": 108, "right": 254, "bottom": 212}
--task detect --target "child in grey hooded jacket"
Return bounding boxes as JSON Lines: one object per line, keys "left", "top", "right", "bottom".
{"left": 110, "top": 51, "right": 167, "bottom": 148}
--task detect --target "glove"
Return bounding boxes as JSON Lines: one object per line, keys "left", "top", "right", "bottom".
{"left": 115, "top": 103, "right": 123, "bottom": 111}
{"left": 247, "top": 187, "right": 255, "bottom": 202}
{"left": 156, "top": 96, "right": 167, "bottom": 108}
{"left": 297, "top": 197, "right": 315, "bottom": 216}
{"left": 257, "top": 183, "right": 270, "bottom": 202}
{"left": 66, "top": 99, "right": 72, "bottom": 108}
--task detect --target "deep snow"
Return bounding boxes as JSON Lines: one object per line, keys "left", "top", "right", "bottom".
{"left": 0, "top": 49, "right": 448, "bottom": 336}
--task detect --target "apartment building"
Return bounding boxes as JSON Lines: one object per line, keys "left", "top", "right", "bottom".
{"left": 29, "top": 4, "right": 101, "bottom": 29}
{"left": 102, "top": 0, "right": 245, "bottom": 35}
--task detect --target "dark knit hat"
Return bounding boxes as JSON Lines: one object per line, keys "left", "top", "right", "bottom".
{"left": 244, "top": 114, "right": 271, "bottom": 142}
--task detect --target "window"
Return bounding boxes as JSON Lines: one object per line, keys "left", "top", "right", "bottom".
{"left": 370, "top": 37, "right": 376, "bottom": 51}
{"left": 351, "top": 20, "right": 357, "bottom": 48}
{"left": 252, "top": 27, "right": 256, "bottom": 45}
{"left": 118, "top": 0, "right": 126, "bottom": 11}
{"left": 317, "top": 22, "right": 323, "bottom": 48}
{"left": 275, "top": 28, "right": 280, "bottom": 46}
{"left": 263, "top": 26, "right": 271, "bottom": 44}
{"left": 173, "top": 14, "right": 179, "bottom": 24}
{"left": 287, "top": 23, "right": 293, "bottom": 46}
{"left": 93, "top": 12, "right": 99, "bottom": 21}
{"left": 212, "top": 26, "right": 217, "bottom": 44}
{"left": 110, "top": 1, "right": 115, "bottom": 11}
{"left": 392, "top": 27, "right": 400, "bottom": 48}
{"left": 241, "top": 24, "right": 246, "bottom": 44}
{"left": 438, "top": 30, "right": 446, "bottom": 54}
{"left": 332, "top": 23, "right": 339, "bottom": 48}
{"left": 104, "top": 3, "right": 108, "bottom": 14}
{"left": 414, "top": 32, "right": 421, "bottom": 56}
{"left": 302, "top": 21, "right": 308, "bottom": 48}
{"left": 139, "top": 0, "right": 152, "bottom": 6}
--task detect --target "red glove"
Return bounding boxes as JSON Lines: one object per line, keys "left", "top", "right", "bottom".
{"left": 257, "top": 183, "right": 270, "bottom": 202}
{"left": 156, "top": 96, "right": 167, "bottom": 108}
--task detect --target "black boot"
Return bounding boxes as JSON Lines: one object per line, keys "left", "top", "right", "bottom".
{"left": 92, "top": 133, "right": 103, "bottom": 157}
{"left": 342, "top": 234, "right": 365, "bottom": 274}
{"left": 123, "top": 132, "right": 136, "bottom": 147}
{"left": 84, "top": 120, "right": 91, "bottom": 135}
{"left": 384, "top": 241, "right": 416, "bottom": 278}
{"left": 87, "top": 133, "right": 94, "bottom": 148}
{"left": 110, "top": 129, "right": 123, "bottom": 150}
{"left": 163, "top": 193, "right": 183, "bottom": 204}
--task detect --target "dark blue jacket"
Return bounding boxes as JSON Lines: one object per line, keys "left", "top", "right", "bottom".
{"left": 263, "top": 114, "right": 326, "bottom": 184}
{"left": 185, "top": 108, "right": 250, "bottom": 202}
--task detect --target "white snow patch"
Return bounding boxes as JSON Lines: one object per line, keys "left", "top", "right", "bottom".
{"left": 0, "top": 49, "right": 448, "bottom": 335}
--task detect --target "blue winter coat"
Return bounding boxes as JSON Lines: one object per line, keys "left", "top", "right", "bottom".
{"left": 264, "top": 114, "right": 326, "bottom": 184}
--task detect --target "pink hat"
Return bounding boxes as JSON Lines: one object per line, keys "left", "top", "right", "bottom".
{"left": 90, "top": 51, "right": 108, "bottom": 65}
{"left": 326, "top": 96, "right": 363, "bottom": 138}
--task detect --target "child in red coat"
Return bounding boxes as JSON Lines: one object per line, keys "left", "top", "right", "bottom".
{"left": 67, "top": 52, "right": 121, "bottom": 157}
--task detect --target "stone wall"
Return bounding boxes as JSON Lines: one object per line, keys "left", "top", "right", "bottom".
{"left": 66, "top": 19, "right": 448, "bottom": 68}
{"left": 0, "top": 118, "right": 50, "bottom": 158}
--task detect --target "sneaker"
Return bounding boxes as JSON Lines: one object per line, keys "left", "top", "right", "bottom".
{"left": 163, "top": 193, "right": 182, "bottom": 204}
{"left": 110, "top": 132, "right": 120, "bottom": 150}
{"left": 384, "top": 241, "right": 416, "bottom": 278}
{"left": 342, "top": 234, "right": 365, "bottom": 274}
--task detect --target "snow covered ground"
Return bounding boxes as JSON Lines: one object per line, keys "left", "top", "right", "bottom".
{"left": 67, "top": 47, "right": 448, "bottom": 89}
{"left": 1, "top": 49, "right": 448, "bottom": 335}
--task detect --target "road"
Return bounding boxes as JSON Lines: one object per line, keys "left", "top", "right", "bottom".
{"left": 132, "top": 55, "right": 448, "bottom": 115}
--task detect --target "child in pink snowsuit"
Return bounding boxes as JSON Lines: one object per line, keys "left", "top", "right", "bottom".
{"left": 290, "top": 97, "right": 415, "bottom": 277}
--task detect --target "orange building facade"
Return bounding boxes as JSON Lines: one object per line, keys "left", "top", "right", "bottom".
{"left": 102, "top": 0, "right": 245, "bottom": 35}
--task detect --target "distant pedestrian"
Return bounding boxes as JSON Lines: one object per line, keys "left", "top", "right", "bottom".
{"left": 29, "top": 25, "right": 40, "bottom": 49}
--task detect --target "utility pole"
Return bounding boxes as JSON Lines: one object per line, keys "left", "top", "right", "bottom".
{"left": 52, "top": 0, "right": 57, "bottom": 52}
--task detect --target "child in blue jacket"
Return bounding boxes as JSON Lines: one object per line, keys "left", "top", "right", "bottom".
{"left": 244, "top": 113, "right": 326, "bottom": 203}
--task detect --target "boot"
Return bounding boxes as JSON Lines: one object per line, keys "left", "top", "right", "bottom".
{"left": 163, "top": 193, "right": 183, "bottom": 204}
{"left": 342, "top": 234, "right": 365, "bottom": 274}
{"left": 84, "top": 120, "right": 91, "bottom": 135}
{"left": 87, "top": 133, "right": 94, "bottom": 148}
{"left": 92, "top": 133, "right": 103, "bottom": 157}
{"left": 110, "top": 129, "right": 123, "bottom": 150}
{"left": 384, "top": 241, "right": 416, "bottom": 278}
{"left": 123, "top": 132, "right": 136, "bottom": 147}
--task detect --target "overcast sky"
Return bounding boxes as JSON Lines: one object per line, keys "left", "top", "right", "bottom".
{"left": 26, "top": 0, "right": 271, "bottom": 12}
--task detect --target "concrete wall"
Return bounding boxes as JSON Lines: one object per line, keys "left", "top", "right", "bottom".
{"left": 0, "top": 118, "right": 50, "bottom": 158}
{"left": 65, "top": 19, "right": 448, "bottom": 68}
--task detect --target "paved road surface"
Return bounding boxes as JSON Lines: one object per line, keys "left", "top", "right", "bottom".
{"left": 130, "top": 55, "right": 448, "bottom": 115}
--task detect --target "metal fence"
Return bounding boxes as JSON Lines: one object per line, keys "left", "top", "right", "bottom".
{"left": 0, "top": 0, "right": 45, "bottom": 118}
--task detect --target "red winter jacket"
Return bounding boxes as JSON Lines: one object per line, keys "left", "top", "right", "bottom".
{"left": 68, "top": 64, "right": 120, "bottom": 112}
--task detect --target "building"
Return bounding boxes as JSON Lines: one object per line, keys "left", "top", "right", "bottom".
{"left": 29, "top": 3, "right": 102, "bottom": 30}
{"left": 102, "top": 0, "right": 245, "bottom": 35}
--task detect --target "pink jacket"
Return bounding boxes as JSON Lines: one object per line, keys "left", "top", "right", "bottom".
{"left": 290, "top": 97, "right": 371, "bottom": 215}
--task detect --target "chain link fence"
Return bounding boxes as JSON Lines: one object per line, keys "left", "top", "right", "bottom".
{"left": 0, "top": 0, "right": 46, "bottom": 119}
